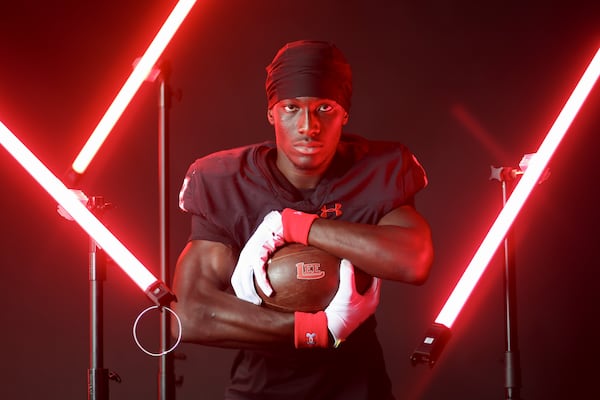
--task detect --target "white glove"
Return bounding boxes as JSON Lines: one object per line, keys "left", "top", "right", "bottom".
{"left": 231, "top": 211, "right": 285, "bottom": 304}
{"left": 325, "top": 259, "right": 381, "bottom": 346}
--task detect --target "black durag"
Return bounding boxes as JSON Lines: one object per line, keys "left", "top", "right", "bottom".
{"left": 265, "top": 40, "right": 352, "bottom": 112}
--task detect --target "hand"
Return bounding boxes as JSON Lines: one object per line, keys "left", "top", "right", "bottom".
{"left": 231, "top": 211, "right": 285, "bottom": 304}
{"left": 325, "top": 259, "right": 381, "bottom": 346}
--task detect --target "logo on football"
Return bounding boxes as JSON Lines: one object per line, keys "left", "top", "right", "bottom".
{"left": 296, "top": 262, "right": 325, "bottom": 280}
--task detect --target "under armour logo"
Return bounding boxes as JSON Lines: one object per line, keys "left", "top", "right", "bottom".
{"left": 320, "top": 203, "right": 342, "bottom": 218}
{"left": 306, "top": 332, "right": 317, "bottom": 345}
{"left": 296, "top": 263, "right": 325, "bottom": 280}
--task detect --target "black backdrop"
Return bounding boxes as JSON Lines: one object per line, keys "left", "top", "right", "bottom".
{"left": 1, "top": 1, "right": 599, "bottom": 399}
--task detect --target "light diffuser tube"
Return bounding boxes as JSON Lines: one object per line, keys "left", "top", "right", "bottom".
{"left": 1, "top": 121, "right": 158, "bottom": 292}
{"left": 71, "top": 0, "right": 197, "bottom": 175}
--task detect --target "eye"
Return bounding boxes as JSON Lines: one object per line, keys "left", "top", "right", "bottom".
{"left": 283, "top": 103, "right": 299, "bottom": 112}
{"left": 317, "top": 103, "right": 334, "bottom": 112}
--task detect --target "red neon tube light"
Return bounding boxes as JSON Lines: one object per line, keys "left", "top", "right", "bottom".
{"left": 70, "top": 0, "right": 196, "bottom": 177}
{"left": 412, "top": 47, "right": 600, "bottom": 365}
{"left": 0, "top": 121, "right": 173, "bottom": 305}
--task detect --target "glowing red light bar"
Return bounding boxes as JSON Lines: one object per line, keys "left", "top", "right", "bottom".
{"left": 71, "top": 0, "right": 196, "bottom": 176}
{"left": 0, "top": 121, "right": 159, "bottom": 294}
{"left": 436, "top": 47, "right": 600, "bottom": 329}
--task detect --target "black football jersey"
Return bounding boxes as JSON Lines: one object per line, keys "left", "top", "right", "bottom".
{"left": 178, "top": 133, "right": 427, "bottom": 400}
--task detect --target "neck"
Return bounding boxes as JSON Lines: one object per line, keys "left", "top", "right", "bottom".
{"left": 275, "top": 153, "right": 325, "bottom": 190}
{"left": 282, "top": 169, "right": 321, "bottom": 190}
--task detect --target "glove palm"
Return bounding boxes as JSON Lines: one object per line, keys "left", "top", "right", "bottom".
{"left": 231, "top": 211, "right": 284, "bottom": 304}
{"left": 325, "top": 259, "right": 381, "bottom": 345}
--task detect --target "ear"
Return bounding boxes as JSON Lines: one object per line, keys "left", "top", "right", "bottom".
{"left": 267, "top": 109, "right": 275, "bottom": 125}
{"left": 342, "top": 113, "right": 349, "bottom": 125}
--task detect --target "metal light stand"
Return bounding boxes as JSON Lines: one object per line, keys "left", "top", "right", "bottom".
{"left": 78, "top": 59, "right": 180, "bottom": 400}
{"left": 156, "top": 61, "right": 178, "bottom": 400}
{"left": 411, "top": 164, "right": 528, "bottom": 400}
{"left": 496, "top": 169, "right": 522, "bottom": 400}
{"left": 87, "top": 196, "right": 120, "bottom": 400}
{"left": 60, "top": 57, "right": 181, "bottom": 400}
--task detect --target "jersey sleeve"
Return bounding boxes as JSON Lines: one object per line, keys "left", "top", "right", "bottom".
{"left": 396, "top": 146, "right": 428, "bottom": 206}
{"left": 178, "top": 159, "right": 234, "bottom": 245}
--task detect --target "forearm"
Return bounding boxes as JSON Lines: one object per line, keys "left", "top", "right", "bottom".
{"left": 173, "top": 286, "right": 295, "bottom": 349}
{"left": 171, "top": 240, "right": 296, "bottom": 349}
{"left": 306, "top": 206, "right": 433, "bottom": 284}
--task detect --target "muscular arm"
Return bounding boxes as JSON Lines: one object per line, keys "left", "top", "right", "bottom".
{"left": 306, "top": 205, "right": 433, "bottom": 284}
{"left": 171, "top": 239, "right": 294, "bottom": 347}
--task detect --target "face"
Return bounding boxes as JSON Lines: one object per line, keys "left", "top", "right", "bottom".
{"left": 267, "top": 97, "right": 348, "bottom": 184}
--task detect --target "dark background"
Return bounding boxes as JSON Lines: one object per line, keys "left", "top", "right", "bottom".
{"left": 1, "top": 1, "right": 599, "bottom": 399}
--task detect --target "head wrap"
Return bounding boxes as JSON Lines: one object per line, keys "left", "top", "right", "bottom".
{"left": 265, "top": 40, "right": 352, "bottom": 112}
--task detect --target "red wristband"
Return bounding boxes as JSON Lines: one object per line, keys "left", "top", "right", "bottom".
{"left": 294, "top": 311, "right": 328, "bottom": 349}
{"left": 281, "top": 208, "right": 318, "bottom": 245}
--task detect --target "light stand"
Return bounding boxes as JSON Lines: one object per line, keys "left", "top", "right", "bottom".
{"left": 156, "top": 61, "right": 178, "bottom": 400}
{"left": 410, "top": 165, "right": 525, "bottom": 399}
{"left": 58, "top": 186, "right": 178, "bottom": 400}
{"left": 493, "top": 167, "right": 523, "bottom": 400}
{"left": 87, "top": 196, "right": 120, "bottom": 400}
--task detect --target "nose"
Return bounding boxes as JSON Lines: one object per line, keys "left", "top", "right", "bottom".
{"left": 298, "top": 108, "right": 319, "bottom": 137}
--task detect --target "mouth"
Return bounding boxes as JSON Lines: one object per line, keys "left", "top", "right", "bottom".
{"left": 293, "top": 140, "right": 323, "bottom": 155}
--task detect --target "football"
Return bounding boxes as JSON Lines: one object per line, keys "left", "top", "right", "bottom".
{"left": 255, "top": 243, "right": 373, "bottom": 312}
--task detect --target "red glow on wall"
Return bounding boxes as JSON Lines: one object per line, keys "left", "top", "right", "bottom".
{"left": 435, "top": 47, "right": 600, "bottom": 329}
{"left": 70, "top": 0, "right": 196, "bottom": 176}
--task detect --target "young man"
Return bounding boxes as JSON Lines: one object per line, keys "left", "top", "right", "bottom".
{"left": 172, "top": 40, "right": 434, "bottom": 399}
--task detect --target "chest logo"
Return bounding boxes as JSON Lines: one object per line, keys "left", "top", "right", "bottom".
{"left": 320, "top": 203, "right": 342, "bottom": 218}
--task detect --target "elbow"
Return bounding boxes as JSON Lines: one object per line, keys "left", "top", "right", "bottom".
{"left": 170, "top": 299, "right": 216, "bottom": 344}
{"left": 169, "top": 301, "right": 181, "bottom": 339}
{"left": 170, "top": 316, "right": 183, "bottom": 341}
{"left": 406, "top": 243, "right": 434, "bottom": 286}
{"left": 170, "top": 302, "right": 195, "bottom": 342}
{"left": 411, "top": 224, "right": 434, "bottom": 285}
{"left": 409, "top": 267, "right": 430, "bottom": 286}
